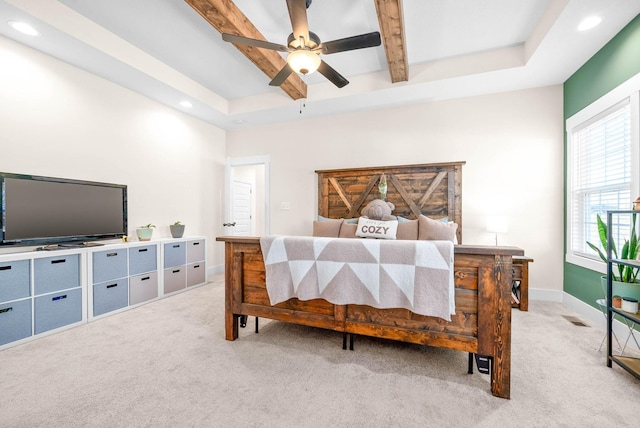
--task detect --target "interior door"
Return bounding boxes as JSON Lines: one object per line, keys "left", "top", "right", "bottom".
{"left": 231, "top": 180, "right": 252, "bottom": 236}
{"left": 224, "top": 156, "right": 270, "bottom": 236}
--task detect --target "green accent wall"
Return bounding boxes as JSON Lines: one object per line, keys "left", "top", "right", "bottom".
{"left": 563, "top": 14, "right": 640, "bottom": 308}
{"left": 564, "top": 14, "right": 640, "bottom": 118}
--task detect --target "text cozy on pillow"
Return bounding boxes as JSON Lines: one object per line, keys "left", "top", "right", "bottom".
{"left": 356, "top": 217, "right": 398, "bottom": 240}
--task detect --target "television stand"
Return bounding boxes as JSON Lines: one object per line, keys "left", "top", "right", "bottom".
{"left": 1, "top": 236, "right": 208, "bottom": 351}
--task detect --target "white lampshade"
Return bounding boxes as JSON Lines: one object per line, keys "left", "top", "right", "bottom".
{"left": 487, "top": 215, "right": 508, "bottom": 246}
{"left": 486, "top": 215, "right": 509, "bottom": 234}
{"left": 287, "top": 50, "right": 321, "bottom": 75}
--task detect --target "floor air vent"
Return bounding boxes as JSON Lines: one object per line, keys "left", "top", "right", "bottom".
{"left": 562, "top": 315, "right": 589, "bottom": 327}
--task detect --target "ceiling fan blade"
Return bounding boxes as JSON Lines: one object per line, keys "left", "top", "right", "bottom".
{"left": 317, "top": 60, "right": 349, "bottom": 88}
{"left": 269, "top": 64, "right": 294, "bottom": 87}
{"left": 222, "top": 33, "right": 289, "bottom": 52}
{"left": 318, "top": 32, "right": 382, "bottom": 55}
{"left": 286, "top": 0, "right": 309, "bottom": 47}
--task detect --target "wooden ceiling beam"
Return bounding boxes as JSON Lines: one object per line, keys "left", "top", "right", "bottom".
{"left": 185, "top": 0, "right": 307, "bottom": 100}
{"left": 374, "top": 0, "right": 408, "bottom": 83}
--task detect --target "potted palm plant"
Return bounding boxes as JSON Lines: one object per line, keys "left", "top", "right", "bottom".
{"left": 587, "top": 213, "right": 640, "bottom": 301}
{"left": 136, "top": 224, "right": 155, "bottom": 241}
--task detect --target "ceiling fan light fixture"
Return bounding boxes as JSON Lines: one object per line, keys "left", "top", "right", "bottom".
{"left": 287, "top": 49, "right": 320, "bottom": 75}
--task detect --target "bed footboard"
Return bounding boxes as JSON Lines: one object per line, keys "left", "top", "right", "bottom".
{"left": 217, "top": 236, "right": 523, "bottom": 399}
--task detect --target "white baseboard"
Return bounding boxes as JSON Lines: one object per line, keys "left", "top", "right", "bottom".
{"left": 207, "top": 264, "right": 224, "bottom": 278}
{"left": 529, "top": 287, "right": 563, "bottom": 303}
{"left": 562, "top": 292, "right": 608, "bottom": 329}
{"left": 560, "top": 291, "right": 639, "bottom": 352}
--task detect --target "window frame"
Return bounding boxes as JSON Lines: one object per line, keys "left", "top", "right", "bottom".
{"left": 566, "top": 73, "right": 640, "bottom": 273}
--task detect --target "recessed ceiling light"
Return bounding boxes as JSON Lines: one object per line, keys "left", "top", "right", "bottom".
{"left": 179, "top": 100, "right": 192, "bottom": 108}
{"left": 8, "top": 21, "right": 38, "bottom": 36}
{"left": 578, "top": 16, "right": 602, "bottom": 32}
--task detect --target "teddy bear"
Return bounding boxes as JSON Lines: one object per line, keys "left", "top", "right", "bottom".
{"left": 360, "top": 199, "right": 397, "bottom": 221}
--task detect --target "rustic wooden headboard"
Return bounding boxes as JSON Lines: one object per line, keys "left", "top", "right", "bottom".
{"left": 315, "top": 162, "right": 465, "bottom": 243}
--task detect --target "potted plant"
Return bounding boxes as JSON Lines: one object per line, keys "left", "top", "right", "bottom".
{"left": 170, "top": 221, "right": 185, "bottom": 239}
{"left": 136, "top": 224, "right": 155, "bottom": 241}
{"left": 587, "top": 213, "right": 640, "bottom": 300}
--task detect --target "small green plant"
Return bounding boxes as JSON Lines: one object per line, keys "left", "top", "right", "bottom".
{"left": 140, "top": 223, "right": 156, "bottom": 229}
{"left": 586, "top": 213, "right": 640, "bottom": 283}
{"left": 169, "top": 221, "right": 185, "bottom": 238}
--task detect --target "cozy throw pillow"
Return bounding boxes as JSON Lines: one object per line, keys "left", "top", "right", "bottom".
{"left": 418, "top": 214, "right": 458, "bottom": 242}
{"left": 356, "top": 217, "right": 398, "bottom": 240}
{"left": 313, "top": 218, "right": 343, "bottom": 237}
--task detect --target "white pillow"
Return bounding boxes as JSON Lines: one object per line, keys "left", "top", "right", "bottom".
{"left": 356, "top": 217, "right": 398, "bottom": 240}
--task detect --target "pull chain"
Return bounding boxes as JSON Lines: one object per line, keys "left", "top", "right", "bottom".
{"left": 299, "top": 74, "right": 307, "bottom": 114}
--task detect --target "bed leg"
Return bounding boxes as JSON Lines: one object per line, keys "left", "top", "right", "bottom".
{"left": 349, "top": 334, "right": 355, "bottom": 351}
{"left": 468, "top": 353, "right": 474, "bottom": 374}
{"left": 342, "top": 333, "right": 347, "bottom": 350}
{"left": 225, "top": 312, "right": 239, "bottom": 341}
{"left": 255, "top": 317, "right": 259, "bottom": 333}
{"left": 239, "top": 315, "right": 247, "bottom": 328}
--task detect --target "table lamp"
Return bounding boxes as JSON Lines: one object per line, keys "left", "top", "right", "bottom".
{"left": 486, "top": 215, "right": 508, "bottom": 245}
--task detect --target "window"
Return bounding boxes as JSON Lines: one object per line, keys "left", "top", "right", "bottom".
{"left": 566, "top": 74, "right": 640, "bottom": 272}
{"left": 571, "top": 100, "right": 631, "bottom": 256}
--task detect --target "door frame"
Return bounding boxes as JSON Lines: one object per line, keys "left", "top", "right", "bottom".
{"left": 225, "top": 155, "right": 270, "bottom": 235}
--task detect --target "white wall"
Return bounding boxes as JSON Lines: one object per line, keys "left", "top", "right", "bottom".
{"left": 226, "top": 86, "right": 564, "bottom": 292}
{"left": 0, "top": 36, "right": 227, "bottom": 270}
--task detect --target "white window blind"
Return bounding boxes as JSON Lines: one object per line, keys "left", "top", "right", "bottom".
{"left": 570, "top": 99, "right": 631, "bottom": 259}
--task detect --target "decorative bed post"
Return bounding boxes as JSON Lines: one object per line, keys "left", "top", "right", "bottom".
{"left": 475, "top": 252, "right": 513, "bottom": 398}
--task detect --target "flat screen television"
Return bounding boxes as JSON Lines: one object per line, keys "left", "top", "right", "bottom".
{"left": 0, "top": 172, "right": 127, "bottom": 248}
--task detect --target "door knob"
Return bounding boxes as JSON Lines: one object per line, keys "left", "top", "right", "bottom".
{"left": 223, "top": 222, "right": 236, "bottom": 227}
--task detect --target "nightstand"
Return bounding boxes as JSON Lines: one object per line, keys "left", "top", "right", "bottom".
{"left": 512, "top": 256, "right": 533, "bottom": 311}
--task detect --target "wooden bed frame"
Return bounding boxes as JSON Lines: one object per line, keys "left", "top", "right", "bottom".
{"left": 217, "top": 162, "right": 523, "bottom": 399}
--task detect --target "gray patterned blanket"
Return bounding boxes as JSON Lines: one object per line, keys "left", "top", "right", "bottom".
{"left": 260, "top": 236, "right": 455, "bottom": 321}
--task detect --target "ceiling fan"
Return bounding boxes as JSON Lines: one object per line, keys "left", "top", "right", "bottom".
{"left": 221, "top": 0, "right": 382, "bottom": 88}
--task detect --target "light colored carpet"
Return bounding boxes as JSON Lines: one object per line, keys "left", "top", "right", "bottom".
{"left": 1, "top": 274, "right": 639, "bottom": 428}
